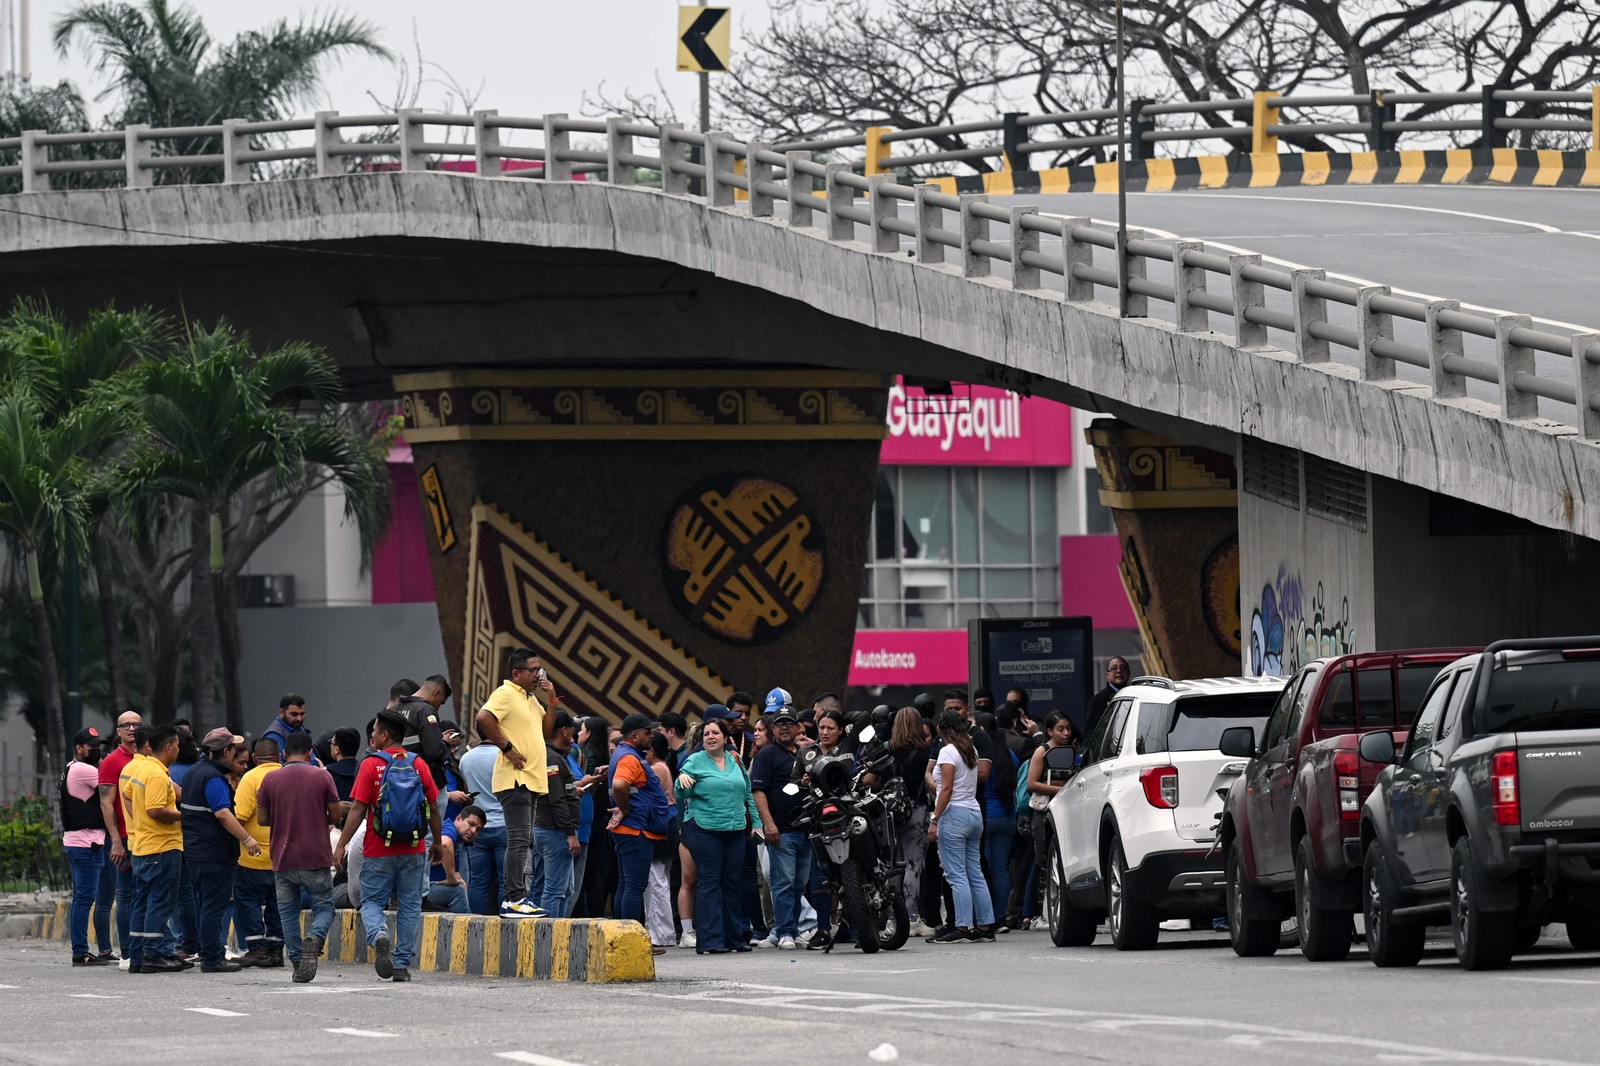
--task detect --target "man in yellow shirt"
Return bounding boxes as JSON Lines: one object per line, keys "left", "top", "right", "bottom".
{"left": 118, "top": 725, "right": 185, "bottom": 974}
{"left": 232, "top": 738, "right": 284, "bottom": 967}
{"left": 474, "top": 647, "right": 559, "bottom": 919}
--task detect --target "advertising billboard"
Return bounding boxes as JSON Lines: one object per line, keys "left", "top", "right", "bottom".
{"left": 968, "top": 617, "right": 1094, "bottom": 734}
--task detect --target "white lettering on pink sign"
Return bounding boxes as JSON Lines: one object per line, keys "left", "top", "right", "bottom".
{"left": 884, "top": 384, "right": 1023, "bottom": 454}
{"left": 854, "top": 648, "right": 918, "bottom": 671}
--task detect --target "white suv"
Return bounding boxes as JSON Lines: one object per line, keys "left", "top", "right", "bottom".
{"left": 1043, "top": 675, "right": 1286, "bottom": 950}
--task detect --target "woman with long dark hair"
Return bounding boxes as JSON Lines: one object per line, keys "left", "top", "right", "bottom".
{"left": 888, "top": 706, "right": 933, "bottom": 936}
{"left": 980, "top": 714, "right": 1020, "bottom": 931}
{"left": 1023, "top": 711, "right": 1079, "bottom": 926}
{"left": 573, "top": 716, "right": 615, "bottom": 918}
{"left": 928, "top": 710, "right": 994, "bottom": 943}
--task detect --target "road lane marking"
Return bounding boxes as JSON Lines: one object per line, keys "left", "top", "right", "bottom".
{"left": 68, "top": 993, "right": 124, "bottom": 999}
{"left": 1505, "top": 975, "right": 1600, "bottom": 986}
{"left": 495, "top": 1053, "right": 592, "bottom": 1066}
{"left": 265, "top": 986, "right": 385, "bottom": 995}
{"left": 326, "top": 1028, "right": 397, "bottom": 1038}
{"left": 1138, "top": 191, "right": 1571, "bottom": 236}
{"left": 185, "top": 1007, "right": 247, "bottom": 1017}
{"left": 627, "top": 981, "right": 1590, "bottom": 1065}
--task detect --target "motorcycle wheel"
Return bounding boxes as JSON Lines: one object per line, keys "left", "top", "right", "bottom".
{"left": 840, "top": 861, "right": 881, "bottom": 954}
{"left": 879, "top": 891, "right": 910, "bottom": 951}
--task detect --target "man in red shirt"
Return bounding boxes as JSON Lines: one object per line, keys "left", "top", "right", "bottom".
{"left": 334, "top": 710, "right": 441, "bottom": 982}
{"left": 96, "top": 710, "right": 143, "bottom": 960}
{"left": 257, "top": 732, "right": 342, "bottom": 983}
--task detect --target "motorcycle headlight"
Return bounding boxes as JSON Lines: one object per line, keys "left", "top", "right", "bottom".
{"left": 812, "top": 755, "right": 853, "bottom": 796}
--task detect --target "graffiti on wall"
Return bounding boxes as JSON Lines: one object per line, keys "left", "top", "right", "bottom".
{"left": 1248, "top": 567, "right": 1357, "bottom": 676}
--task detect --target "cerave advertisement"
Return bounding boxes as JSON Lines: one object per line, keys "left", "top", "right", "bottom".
{"left": 847, "top": 629, "right": 968, "bottom": 686}
{"left": 881, "top": 379, "right": 1073, "bottom": 466}
{"left": 969, "top": 617, "right": 1094, "bottom": 733}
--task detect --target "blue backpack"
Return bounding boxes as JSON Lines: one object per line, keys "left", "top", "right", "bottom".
{"left": 372, "top": 752, "right": 429, "bottom": 846}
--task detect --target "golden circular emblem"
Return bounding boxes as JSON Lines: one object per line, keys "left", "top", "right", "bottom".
{"left": 664, "top": 476, "right": 825, "bottom": 645}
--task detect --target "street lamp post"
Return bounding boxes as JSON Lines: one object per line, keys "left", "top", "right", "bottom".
{"left": 1115, "top": 0, "right": 1129, "bottom": 318}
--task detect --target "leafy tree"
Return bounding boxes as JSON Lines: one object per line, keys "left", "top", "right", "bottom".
{"left": 121, "top": 323, "right": 391, "bottom": 733}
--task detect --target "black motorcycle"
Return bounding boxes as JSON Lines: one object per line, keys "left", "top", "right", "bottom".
{"left": 786, "top": 729, "right": 909, "bottom": 953}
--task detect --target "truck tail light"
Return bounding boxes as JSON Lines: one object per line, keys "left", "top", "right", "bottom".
{"left": 1491, "top": 750, "right": 1520, "bottom": 826}
{"left": 1334, "top": 750, "right": 1360, "bottom": 822}
{"left": 1141, "top": 766, "right": 1178, "bottom": 809}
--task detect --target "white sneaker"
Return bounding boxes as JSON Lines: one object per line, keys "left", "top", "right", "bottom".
{"left": 1160, "top": 919, "right": 1189, "bottom": 932}
{"left": 678, "top": 929, "right": 697, "bottom": 949}
{"left": 500, "top": 898, "right": 546, "bottom": 919}
{"left": 778, "top": 936, "right": 799, "bottom": 951}
{"left": 750, "top": 937, "right": 769, "bottom": 948}
{"left": 908, "top": 921, "right": 936, "bottom": 938}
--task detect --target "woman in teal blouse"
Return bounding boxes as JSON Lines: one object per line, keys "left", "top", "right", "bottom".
{"left": 675, "top": 719, "right": 760, "bottom": 954}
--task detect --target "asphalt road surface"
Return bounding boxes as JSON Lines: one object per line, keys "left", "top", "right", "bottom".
{"left": 5, "top": 925, "right": 1600, "bottom": 1066}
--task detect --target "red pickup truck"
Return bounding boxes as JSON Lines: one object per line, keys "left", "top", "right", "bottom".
{"left": 1216, "top": 648, "right": 1478, "bottom": 960}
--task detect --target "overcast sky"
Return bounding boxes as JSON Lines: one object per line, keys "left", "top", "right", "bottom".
{"left": 24, "top": 1, "right": 773, "bottom": 125}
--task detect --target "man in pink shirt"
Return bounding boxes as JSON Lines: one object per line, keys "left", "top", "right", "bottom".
{"left": 63, "top": 727, "right": 110, "bottom": 966}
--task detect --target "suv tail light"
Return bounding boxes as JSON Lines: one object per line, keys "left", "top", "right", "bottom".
{"left": 1491, "top": 750, "right": 1520, "bottom": 826}
{"left": 1140, "top": 766, "right": 1178, "bottom": 809}
{"left": 1334, "top": 750, "right": 1360, "bottom": 822}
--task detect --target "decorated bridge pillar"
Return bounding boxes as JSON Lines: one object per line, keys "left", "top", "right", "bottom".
{"left": 395, "top": 370, "right": 889, "bottom": 723}
{"left": 1086, "top": 420, "right": 1241, "bottom": 680}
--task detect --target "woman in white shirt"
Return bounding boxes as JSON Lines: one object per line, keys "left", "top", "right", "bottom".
{"left": 927, "top": 710, "right": 994, "bottom": 943}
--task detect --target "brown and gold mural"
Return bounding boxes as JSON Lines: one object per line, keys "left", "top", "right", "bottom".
{"left": 1086, "top": 420, "right": 1241, "bottom": 680}
{"left": 396, "top": 370, "right": 890, "bottom": 728}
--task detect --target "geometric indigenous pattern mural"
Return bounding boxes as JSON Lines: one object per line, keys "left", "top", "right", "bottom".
{"left": 462, "top": 501, "right": 731, "bottom": 726}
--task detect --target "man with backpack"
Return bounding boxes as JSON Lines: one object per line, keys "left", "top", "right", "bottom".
{"left": 334, "top": 710, "right": 442, "bottom": 983}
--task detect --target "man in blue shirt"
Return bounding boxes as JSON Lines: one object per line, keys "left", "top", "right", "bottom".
{"left": 181, "top": 730, "right": 259, "bottom": 972}
{"left": 750, "top": 688, "right": 809, "bottom": 951}
{"left": 261, "top": 693, "right": 320, "bottom": 765}
{"left": 457, "top": 739, "right": 507, "bottom": 915}
{"left": 424, "top": 807, "right": 483, "bottom": 913}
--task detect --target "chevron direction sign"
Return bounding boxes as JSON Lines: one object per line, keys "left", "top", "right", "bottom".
{"left": 677, "top": 7, "right": 731, "bottom": 73}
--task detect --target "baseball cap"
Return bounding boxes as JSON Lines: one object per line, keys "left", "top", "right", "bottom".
{"left": 769, "top": 706, "right": 799, "bottom": 725}
{"left": 551, "top": 710, "right": 576, "bottom": 732}
{"left": 72, "top": 726, "right": 101, "bottom": 746}
{"left": 201, "top": 727, "right": 243, "bottom": 752}
{"left": 702, "top": 704, "right": 733, "bottom": 722}
{"left": 763, "top": 687, "right": 793, "bottom": 713}
{"left": 620, "top": 712, "right": 657, "bottom": 734}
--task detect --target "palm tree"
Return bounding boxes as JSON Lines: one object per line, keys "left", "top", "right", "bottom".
{"left": 0, "top": 386, "right": 127, "bottom": 780}
{"left": 122, "top": 322, "right": 390, "bottom": 734}
{"left": 0, "top": 302, "right": 166, "bottom": 721}
{"left": 52, "top": 0, "right": 392, "bottom": 180}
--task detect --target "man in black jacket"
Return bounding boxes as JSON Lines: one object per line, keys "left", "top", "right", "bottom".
{"left": 395, "top": 675, "right": 453, "bottom": 788}
{"left": 1085, "top": 657, "right": 1131, "bottom": 739}
{"left": 529, "top": 711, "right": 582, "bottom": 917}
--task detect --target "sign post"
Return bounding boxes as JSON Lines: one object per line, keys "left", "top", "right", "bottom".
{"left": 968, "top": 617, "right": 1095, "bottom": 735}
{"left": 676, "top": 5, "right": 731, "bottom": 195}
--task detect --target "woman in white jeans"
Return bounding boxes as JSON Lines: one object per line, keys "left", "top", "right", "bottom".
{"left": 927, "top": 710, "right": 994, "bottom": 944}
{"left": 644, "top": 734, "right": 679, "bottom": 948}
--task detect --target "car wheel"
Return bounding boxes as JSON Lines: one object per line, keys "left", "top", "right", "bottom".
{"left": 1225, "top": 839, "right": 1280, "bottom": 957}
{"left": 1295, "top": 836, "right": 1353, "bottom": 962}
{"left": 1363, "top": 838, "right": 1424, "bottom": 968}
{"left": 1567, "top": 919, "right": 1600, "bottom": 953}
{"left": 1107, "top": 838, "right": 1159, "bottom": 951}
{"left": 1451, "top": 836, "right": 1515, "bottom": 971}
{"left": 1047, "top": 845, "right": 1097, "bottom": 948}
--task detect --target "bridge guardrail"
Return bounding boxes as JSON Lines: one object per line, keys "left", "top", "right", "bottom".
{"left": 5, "top": 109, "right": 1600, "bottom": 445}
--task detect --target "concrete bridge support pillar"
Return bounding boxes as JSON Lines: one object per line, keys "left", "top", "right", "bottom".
{"left": 394, "top": 369, "right": 889, "bottom": 723}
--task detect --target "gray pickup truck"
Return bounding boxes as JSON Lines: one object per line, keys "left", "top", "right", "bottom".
{"left": 1358, "top": 636, "right": 1600, "bottom": 970}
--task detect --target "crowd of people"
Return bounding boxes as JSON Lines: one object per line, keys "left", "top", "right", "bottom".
{"left": 56, "top": 646, "right": 1099, "bottom": 980}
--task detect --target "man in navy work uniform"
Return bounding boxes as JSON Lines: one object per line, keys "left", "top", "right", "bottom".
{"left": 181, "top": 729, "right": 258, "bottom": 973}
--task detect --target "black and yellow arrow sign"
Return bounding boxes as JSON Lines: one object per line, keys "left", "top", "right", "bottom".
{"left": 677, "top": 7, "right": 731, "bottom": 73}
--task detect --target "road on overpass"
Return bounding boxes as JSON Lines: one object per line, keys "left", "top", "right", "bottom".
{"left": 4, "top": 927, "right": 1599, "bottom": 1065}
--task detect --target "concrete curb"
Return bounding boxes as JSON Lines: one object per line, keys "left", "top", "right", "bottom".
{"left": 9, "top": 899, "right": 655, "bottom": 983}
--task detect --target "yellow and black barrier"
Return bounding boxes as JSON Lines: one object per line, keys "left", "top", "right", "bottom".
{"left": 930, "top": 147, "right": 1600, "bottom": 196}
{"left": 12, "top": 898, "right": 655, "bottom": 983}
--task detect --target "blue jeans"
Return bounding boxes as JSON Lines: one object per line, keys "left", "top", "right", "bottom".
{"left": 467, "top": 824, "right": 506, "bottom": 916}
{"left": 65, "top": 845, "right": 105, "bottom": 957}
{"left": 983, "top": 813, "right": 1016, "bottom": 923}
{"left": 611, "top": 832, "right": 654, "bottom": 924}
{"left": 684, "top": 822, "right": 744, "bottom": 951}
{"left": 936, "top": 806, "right": 993, "bottom": 929}
{"left": 740, "top": 835, "right": 766, "bottom": 940}
{"left": 768, "top": 830, "right": 814, "bottom": 940}
{"left": 563, "top": 843, "right": 589, "bottom": 919}
{"left": 359, "top": 852, "right": 426, "bottom": 968}
{"left": 424, "top": 882, "right": 470, "bottom": 913}
{"left": 189, "top": 861, "right": 236, "bottom": 966}
{"left": 533, "top": 828, "right": 574, "bottom": 916}
{"left": 107, "top": 840, "right": 135, "bottom": 956}
{"left": 233, "top": 867, "right": 283, "bottom": 953}
{"left": 128, "top": 850, "right": 181, "bottom": 966}
{"left": 275, "top": 868, "right": 335, "bottom": 965}
{"left": 171, "top": 857, "right": 198, "bottom": 955}
{"left": 94, "top": 849, "right": 116, "bottom": 953}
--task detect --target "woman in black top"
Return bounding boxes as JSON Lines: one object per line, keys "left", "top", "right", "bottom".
{"left": 887, "top": 707, "right": 934, "bottom": 936}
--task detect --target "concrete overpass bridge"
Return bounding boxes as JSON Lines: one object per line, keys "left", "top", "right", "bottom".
{"left": 2, "top": 107, "right": 1596, "bottom": 711}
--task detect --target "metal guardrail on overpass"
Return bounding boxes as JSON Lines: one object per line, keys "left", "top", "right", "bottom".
{"left": 6, "top": 109, "right": 1599, "bottom": 446}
